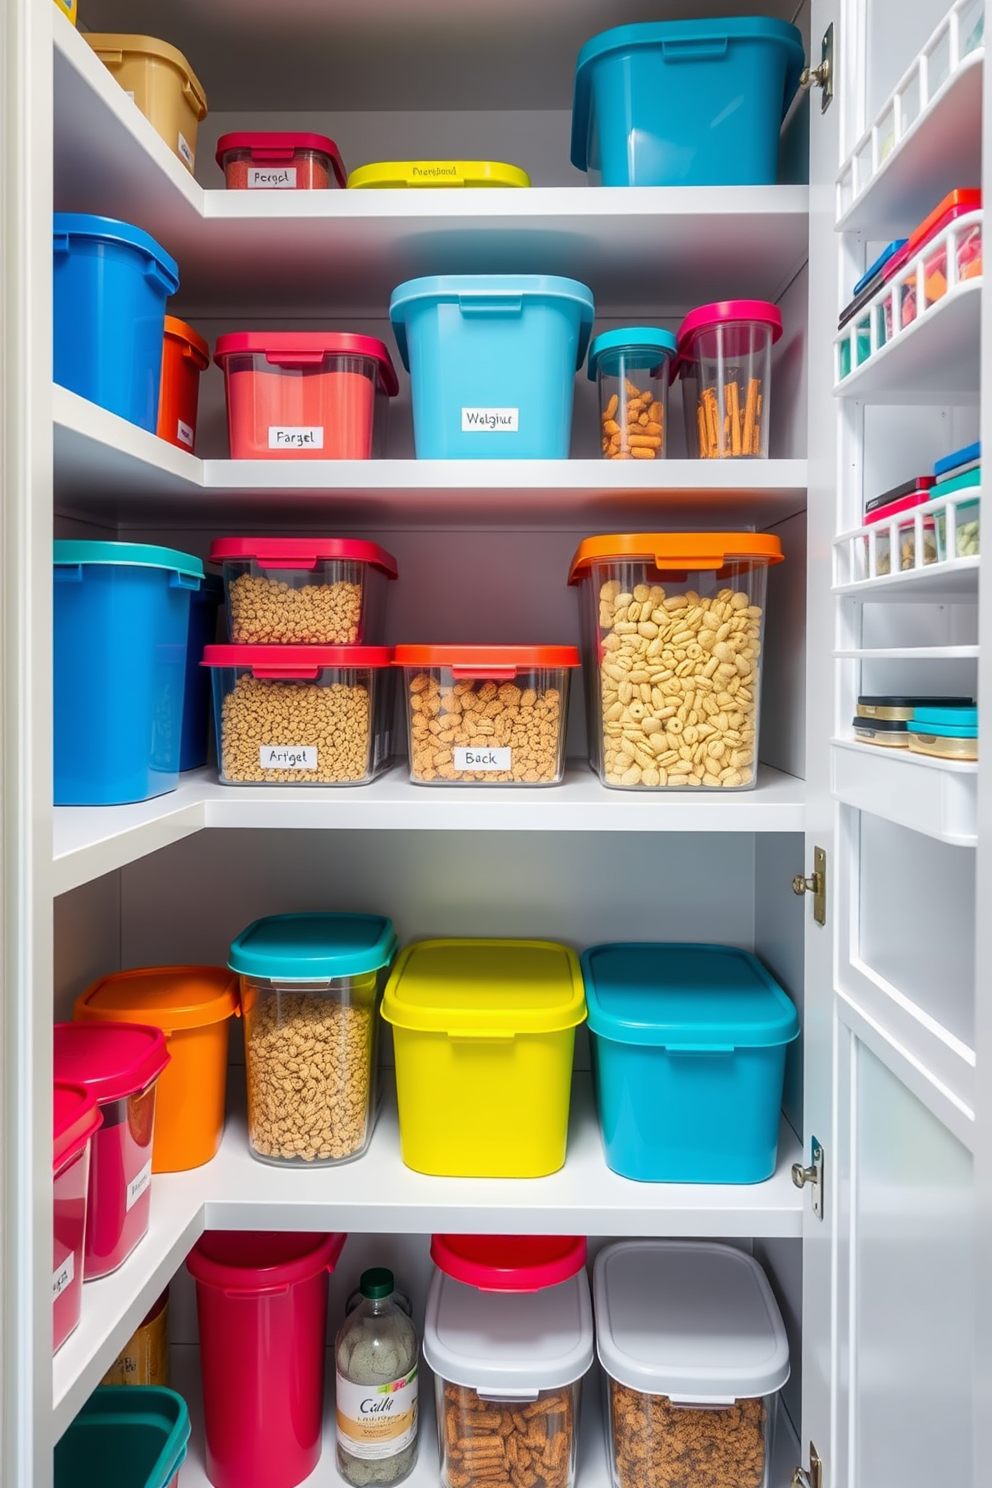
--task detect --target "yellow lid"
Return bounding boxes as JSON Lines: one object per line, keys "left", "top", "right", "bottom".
{"left": 84, "top": 34, "right": 208, "bottom": 119}
{"left": 382, "top": 939, "right": 585, "bottom": 1035}
{"left": 348, "top": 160, "right": 531, "bottom": 190}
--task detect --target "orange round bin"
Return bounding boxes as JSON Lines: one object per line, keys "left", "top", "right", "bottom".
{"left": 74, "top": 966, "right": 239, "bottom": 1172}
{"left": 158, "top": 316, "right": 210, "bottom": 453}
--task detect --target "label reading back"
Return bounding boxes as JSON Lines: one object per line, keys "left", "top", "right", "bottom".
{"left": 455, "top": 747, "right": 512, "bottom": 771}
{"left": 178, "top": 132, "right": 194, "bottom": 168}
{"left": 336, "top": 1365, "right": 418, "bottom": 1460}
{"left": 269, "top": 425, "right": 324, "bottom": 450}
{"left": 248, "top": 166, "right": 298, "bottom": 188}
{"left": 461, "top": 407, "right": 519, "bottom": 433}
{"left": 126, "top": 1159, "right": 152, "bottom": 1212}
{"left": 53, "top": 1251, "right": 75, "bottom": 1300}
{"left": 176, "top": 418, "right": 194, "bottom": 448}
{"left": 261, "top": 746, "right": 318, "bottom": 770}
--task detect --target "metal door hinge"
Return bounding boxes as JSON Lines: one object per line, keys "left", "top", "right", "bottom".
{"left": 792, "top": 1137, "right": 824, "bottom": 1220}
{"left": 792, "top": 1442, "right": 823, "bottom": 1488}
{"left": 792, "top": 846, "right": 826, "bottom": 926}
{"left": 800, "top": 24, "right": 833, "bottom": 113}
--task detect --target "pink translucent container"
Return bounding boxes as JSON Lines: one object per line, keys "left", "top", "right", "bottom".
{"left": 187, "top": 1230, "right": 347, "bottom": 1488}
{"left": 54, "top": 1022, "right": 169, "bottom": 1279}
{"left": 675, "top": 300, "right": 783, "bottom": 460}
{"left": 216, "top": 131, "right": 347, "bottom": 190}
{"left": 53, "top": 1081, "right": 102, "bottom": 1353}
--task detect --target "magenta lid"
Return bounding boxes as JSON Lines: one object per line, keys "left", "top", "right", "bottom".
{"left": 188, "top": 1230, "right": 347, "bottom": 1291}
{"left": 54, "top": 1022, "right": 170, "bottom": 1105}
{"left": 215, "top": 132, "right": 347, "bottom": 187}
{"left": 430, "top": 1235, "right": 588, "bottom": 1292}
{"left": 213, "top": 332, "right": 399, "bottom": 397}
{"left": 676, "top": 299, "right": 784, "bottom": 353}
{"left": 864, "top": 491, "right": 935, "bottom": 524}
{"left": 209, "top": 536, "right": 397, "bottom": 578}
{"left": 202, "top": 643, "right": 394, "bottom": 676}
{"left": 53, "top": 1081, "right": 103, "bottom": 1173}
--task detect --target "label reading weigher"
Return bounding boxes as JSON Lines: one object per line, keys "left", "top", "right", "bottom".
{"left": 336, "top": 1365, "right": 418, "bottom": 1460}
{"left": 461, "top": 408, "right": 519, "bottom": 432}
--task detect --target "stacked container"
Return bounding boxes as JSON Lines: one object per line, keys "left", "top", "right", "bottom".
{"left": 53, "top": 1082, "right": 102, "bottom": 1353}
{"left": 349, "top": 160, "right": 530, "bottom": 189}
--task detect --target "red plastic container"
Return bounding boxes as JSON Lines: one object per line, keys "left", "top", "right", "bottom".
{"left": 430, "top": 1234, "right": 587, "bottom": 1291}
{"left": 53, "top": 1082, "right": 102, "bottom": 1353}
{"left": 214, "top": 332, "right": 399, "bottom": 460}
{"left": 187, "top": 1230, "right": 347, "bottom": 1488}
{"left": 216, "top": 131, "right": 347, "bottom": 189}
{"left": 54, "top": 1022, "right": 169, "bottom": 1279}
{"left": 157, "top": 315, "right": 209, "bottom": 452}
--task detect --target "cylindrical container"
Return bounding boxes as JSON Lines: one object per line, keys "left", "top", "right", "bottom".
{"left": 53, "top": 214, "right": 179, "bottom": 431}
{"left": 84, "top": 34, "right": 207, "bottom": 172}
{"left": 187, "top": 1230, "right": 347, "bottom": 1488}
{"left": 74, "top": 966, "right": 240, "bottom": 1173}
{"left": 53, "top": 541, "right": 204, "bottom": 805}
{"left": 389, "top": 275, "right": 595, "bottom": 459}
{"left": 852, "top": 716, "right": 910, "bottom": 748}
{"left": 229, "top": 912, "right": 397, "bottom": 1166}
{"left": 157, "top": 316, "right": 209, "bottom": 452}
{"left": 53, "top": 1082, "right": 102, "bottom": 1354}
{"left": 180, "top": 573, "right": 224, "bottom": 771}
{"left": 580, "top": 943, "right": 799, "bottom": 1183}
{"left": 202, "top": 644, "right": 395, "bottom": 786}
{"left": 587, "top": 328, "right": 677, "bottom": 460}
{"left": 568, "top": 533, "right": 784, "bottom": 790}
{"left": 595, "top": 1242, "right": 789, "bottom": 1488}
{"left": 676, "top": 301, "right": 782, "bottom": 459}
{"left": 381, "top": 939, "right": 586, "bottom": 1177}
{"left": 394, "top": 645, "right": 580, "bottom": 785}
{"left": 907, "top": 706, "right": 979, "bottom": 761}
{"left": 101, "top": 1289, "right": 170, "bottom": 1387}
{"left": 216, "top": 131, "right": 347, "bottom": 189}
{"left": 425, "top": 1234, "right": 593, "bottom": 1488}
{"left": 348, "top": 160, "right": 530, "bottom": 189}
{"left": 336, "top": 1267, "right": 420, "bottom": 1486}
{"left": 54, "top": 1386, "right": 190, "bottom": 1488}
{"left": 53, "top": 1023, "right": 169, "bottom": 1278}
{"left": 209, "top": 537, "right": 398, "bottom": 646}
{"left": 213, "top": 332, "right": 399, "bottom": 459}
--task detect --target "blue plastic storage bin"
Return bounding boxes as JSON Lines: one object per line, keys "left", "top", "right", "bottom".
{"left": 54, "top": 541, "right": 204, "bottom": 806}
{"left": 389, "top": 275, "right": 595, "bottom": 458}
{"left": 581, "top": 942, "right": 799, "bottom": 1183}
{"left": 54, "top": 213, "right": 179, "bottom": 431}
{"left": 180, "top": 573, "right": 223, "bottom": 770}
{"left": 571, "top": 18, "right": 805, "bottom": 187}
{"left": 54, "top": 1385, "right": 190, "bottom": 1488}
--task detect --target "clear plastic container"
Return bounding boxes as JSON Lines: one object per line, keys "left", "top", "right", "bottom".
{"left": 935, "top": 497, "right": 981, "bottom": 560}
{"left": 210, "top": 537, "right": 398, "bottom": 645}
{"left": 216, "top": 132, "right": 346, "bottom": 189}
{"left": 394, "top": 646, "right": 579, "bottom": 785}
{"left": 675, "top": 301, "right": 782, "bottom": 459}
{"left": 587, "top": 329, "right": 677, "bottom": 460}
{"left": 202, "top": 644, "right": 394, "bottom": 786}
{"left": 864, "top": 493, "right": 937, "bottom": 574}
{"left": 336, "top": 1267, "right": 420, "bottom": 1486}
{"left": 53, "top": 1082, "right": 101, "bottom": 1354}
{"left": 568, "top": 533, "right": 783, "bottom": 790}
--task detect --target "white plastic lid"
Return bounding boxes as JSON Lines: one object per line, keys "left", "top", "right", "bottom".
{"left": 593, "top": 1241, "right": 790, "bottom": 1405}
{"left": 423, "top": 1266, "right": 594, "bottom": 1398}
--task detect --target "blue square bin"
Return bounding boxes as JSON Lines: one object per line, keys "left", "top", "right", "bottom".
{"left": 581, "top": 943, "right": 799, "bottom": 1183}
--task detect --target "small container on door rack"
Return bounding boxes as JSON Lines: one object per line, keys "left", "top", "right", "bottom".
{"left": 587, "top": 328, "right": 677, "bottom": 460}
{"left": 425, "top": 1235, "right": 594, "bottom": 1488}
{"left": 348, "top": 159, "right": 530, "bottom": 189}
{"left": 229, "top": 912, "right": 397, "bottom": 1166}
{"left": 394, "top": 645, "right": 580, "bottom": 785}
{"left": 675, "top": 301, "right": 782, "bottom": 459}
{"left": 852, "top": 715, "right": 910, "bottom": 748}
{"left": 879, "top": 189, "right": 982, "bottom": 333}
{"left": 102, "top": 1288, "right": 170, "bottom": 1387}
{"left": 53, "top": 1082, "right": 102, "bottom": 1354}
{"left": 53, "top": 1022, "right": 169, "bottom": 1278}
{"left": 594, "top": 1241, "right": 790, "bottom": 1488}
{"left": 214, "top": 332, "right": 398, "bottom": 460}
{"left": 157, "top": 316, "right": 209, "bottom": 452}
{"left": 84, "top": 34, "right": 208, "bottom": 172}
{"left": 181, "top": 573, "right": 224, "bottom": 770}
{"left": 381, "top": 938, "right": 586, "bottom": 1177}
{"left": 54, "top": 1386, "right": 191, "bottom": 1488}
{"left": 216, "top": 131, "right": 347, "bottom": 189}
{"left": 907, "top": 705, "right": 979, "bottom": 760}
{"left": 863, "top": 490, "right": 937, "bottom": 575}
{"left": 931, "top": 442, "right": 981, "bottom": 560}
{"left": 856, "top": 694, "right": 973, "bottom": 721}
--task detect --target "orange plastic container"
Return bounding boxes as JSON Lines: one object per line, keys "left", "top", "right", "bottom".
{"left": 74, "top": 966, "right": 239, "bottom": 1173}
{"left": 157, "top": 316, "right": 209, "bottom": 452}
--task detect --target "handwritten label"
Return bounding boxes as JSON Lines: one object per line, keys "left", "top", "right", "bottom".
{"left": 269, "top": 425, "right": 324, "bottom": 450}
{"left": 455, "top": 747, "right": 512, "bottom": 771}
{"left": 178, "top": 132, "right": 194, "bottom": 168}
{"left": 53, "top": 1252, "right": 74, "bottom": 1300}
{"left": 126, "top": 1159, "right": 152, "bottom": 1212}
{"left": 176, "top": 418, "right": 194, "bottom": 448}
{"left": 461, "top": 407, "right": 519, "bottom": 432}
{"left": 248, "top": 166, "right": 298, "bottom": 188}
{"left": 260, "top": 746, "right": 318, "bottom": 770}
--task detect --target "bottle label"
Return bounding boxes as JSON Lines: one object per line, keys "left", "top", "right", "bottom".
{"left": 336, "top": 1364, "right": 418, "bottom": 1459}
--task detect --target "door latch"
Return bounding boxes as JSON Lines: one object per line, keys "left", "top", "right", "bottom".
{"left": 792, "top": 846, "right": 826, "bottom": 926}
{"left": 800, "top": 24, "right": 833, "bottom": 112}
{"left": 792, "top": 1442, "right": 823, "bottom": 1488}
{"left": 791, "top": 1137, "right": 824, "bottom": 1220}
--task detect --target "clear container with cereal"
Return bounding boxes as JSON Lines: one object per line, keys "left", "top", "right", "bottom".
{"left": 586, "top": 328, "right": 677, "bottom": 460}
{"left": 675, "top": 301, "right": 782, "bottom": 459}
{"left": 229, "top": 913, "right": 397, "bottom": 1167}
{"left": 568, "top": 533, "right": 783, "bottom": 790}
{"left": 594, "top": 1241, "right": 790, "bottom": 1488}
{"left": 210, "top": 538, "right": 397, "bottom": 645}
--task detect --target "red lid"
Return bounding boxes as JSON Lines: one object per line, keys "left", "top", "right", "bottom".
{"left": 209, "top": 536, "right": 397, "bottom": 578}
{"left": 676, "top": 299, "right": 783, "bottom": 354}
{"left": 163, "top": 315, "right": 209, "bottom": 371}
{"left": 187, "top": 1230, "right": 347, "bottom": 1292}
{"left": 431, "top": 1235, "right": 587, "bottom": 1292}
{"left": 53, "top": 1022, "right": 170, "bottom": 1105}
{"left": 53, "top": 1081, "right": 103, "bottom": 1173}
{"left": 883, "top": 190, "right": 983, "bottom": 283}
{"left": 215, "top": 132, "right": 347, "bottom": 188}
{"left": 394, "top": 645, "right": 580, "bottom": 680}
{"left": 864, "top": 491, "right": 935, "bottom": 523}
{"left": 213, "top": 332, "right": 399, "bottom": 396}
{"left": 202, "top": 644, "right": 393, "bottom": 679}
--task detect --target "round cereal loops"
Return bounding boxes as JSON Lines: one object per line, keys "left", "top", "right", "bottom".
{"left": 441, "top": 1384, "right": 575, "bottom": 1488}
{"left": 408, "top": 674, "right": 563, "bottom": 783}
{"left": 610, "top": 1381, "right": 766, "bottom": 1488}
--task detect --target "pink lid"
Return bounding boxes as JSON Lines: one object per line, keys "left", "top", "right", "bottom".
{"left": 54, "top": 1081, "right": 103, "bottom": 1173}
{"left": 676, "top": 299, "right": 783, "bottom": 354}
{"left": 187, "top": 1230, "right": 347, "bottom": 1292}
{"left": 202, "top": 643, "right": 393, "bottom": 678}
{"left": 865, "top": 491, "right": 935, "bottom": 524}
{"left": 213, "top": 332, "right": 399, "bottom": 396}
{"left": 209, "top": 536, "right": 397, "bottom": 578}
{"left": 54, "top": 1022, "right": 170, "bottom": 1105}
{"left": 215, "top": 132, "right": 347, "bottom": 187}
{"left": 430, "top": 1235, "right": 588, "bottom": 1292}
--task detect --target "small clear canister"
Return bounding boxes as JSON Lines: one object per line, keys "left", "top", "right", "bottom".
{"left": 676, "top": 300, "right": 782, "bottom": 459}
{"left": 587, "top": 328, "right": 676, "bottom": 460}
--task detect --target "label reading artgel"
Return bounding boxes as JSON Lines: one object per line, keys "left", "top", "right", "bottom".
{"left": 455, "top": 747, "right": 512, "bottom": 771}
{"left": 178, "top": 132, "right": 194, "bottom": 168}
{"left": 461, "top": 407, "right": 519, "bottom": 432}
{"left": 248, "top": 166, "right": 298, "bottom": 188}
{"left": 260, "top": 746, "right": 318, "bottom": 770}
{"left": 176, "top": 419, "right": 194, "bottom": 448}
{"left": 336, "top": 1365, "right": 419, "bottom": 1460}
{"left": 269, "top": 426, "right": 324, "bottom": 450}
{"left": 126, "top": 1160, "right": 152, "bottom": 1212}
{"left": 53, "top": 1252, "right": 74, "bottom": 1300}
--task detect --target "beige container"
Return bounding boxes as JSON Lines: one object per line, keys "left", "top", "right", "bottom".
{"left": 101, "top": 1290, "right": 169, "bottom": 1387}
{"left": 84, "top": 34, "right": 208, "bottom": 173}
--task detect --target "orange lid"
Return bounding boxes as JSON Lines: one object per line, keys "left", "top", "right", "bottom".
{"left": 568, "top": 533, "right": 784, "bottom": 581}
{"left": 394, "top": 645, "right": 579, "bottom": 680}
{"left": 74, "top": 965, "right": 240, "bottom": 1032}
{"left": 164, "top": 315, "right": 210, "bottom": 371}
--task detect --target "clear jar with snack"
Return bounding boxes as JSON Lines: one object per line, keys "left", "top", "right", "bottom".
{"left": 675, "top": 301, "right": 782, "bottom": 459}
{"left": 587, "top": 328, "right": 676, "bottom": 460}
{"left": 210, "top": 537, "right": 397, "bottom": 646}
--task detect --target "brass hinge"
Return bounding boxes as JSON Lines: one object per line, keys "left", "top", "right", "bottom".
{"left": 792, "top": 1137, "right": 824, "bottom": 1221}
{"left": 792, "top": 846, "right": 826, "bottom": 926}
{"left": 792, "top": 1442, "right": 823, "bottom": 1488}
{"left": 800, "top": 24, "right": 833, "bottom": 112}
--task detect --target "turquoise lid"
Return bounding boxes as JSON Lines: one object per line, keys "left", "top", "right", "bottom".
{"left": 229, "top": 913, "right": 398, "bottom": 981}
{"left": 587, "top": 327, "right": 677, "bottom": 381}
{"left": 54, "top": 541, "right": 204, "bottom": 582}
{"left": 53, "top": 213, "right": 179, "bottom": 295}
{"left": 913, "top": 706, "right": 978, "bottom": 728}
{"left": 389, "top": 275, "right": 595, "bottom": 372}
{"left": 580, "top": 943, "right": 799, "bottom": 1050}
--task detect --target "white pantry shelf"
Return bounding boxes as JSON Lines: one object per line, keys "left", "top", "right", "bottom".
{"left": 831, "top": 738, "right": 977, "bottom": 846}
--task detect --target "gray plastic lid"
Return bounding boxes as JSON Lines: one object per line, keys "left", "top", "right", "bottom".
{"left": 593, "top": 1241, "right": 790, "bottom": 1405}
{"left": 423, "top": 1266, "right": 594, "bottom": 1398}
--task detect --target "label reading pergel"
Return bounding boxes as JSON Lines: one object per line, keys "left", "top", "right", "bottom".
{"left": 461, "top": 407, "right": 519, "bottom": 432}
{"left": 336, "top": 1365, "right": 418, "bottom": 1460}
{"left": 248, "top": 166, "right": 298, "bottom": 188}
{"left": 260, "top": 746, "right": 318, "bottom": 770}
{"left": 269, "top": 426, "right": 324, "bottom": 450}
{"left": 454, "top": 747, "right": 512, "bottom": 771}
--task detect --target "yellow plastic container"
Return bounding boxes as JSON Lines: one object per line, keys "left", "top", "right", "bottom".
{"left": 84, "top": 34, "right": 208, "bottom": 174}
{"left": 101, "top": 1289, "right": 170, "bottom": 1387}
{"left": 53, "top": 0, "right": 77, "bottom": 25}
{"left": 348, "top": 160, "right": 530, "bottom": 189}
{"left": 381, "top": 938, "right": 585, "bottom": 1178}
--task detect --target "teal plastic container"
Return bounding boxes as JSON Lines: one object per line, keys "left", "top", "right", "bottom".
{"left": 581, "top": 943, "right": 799, "bottom": 1183}
{"left": 54, "top": 1386, "right": 190, "bottom": 1488}
{"left": 389, "top": 275, "right": 595, "bottom": 458}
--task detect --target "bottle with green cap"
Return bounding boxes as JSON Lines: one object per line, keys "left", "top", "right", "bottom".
{"left": 335, "top": 1267, "right": 419, "bottom": 1485}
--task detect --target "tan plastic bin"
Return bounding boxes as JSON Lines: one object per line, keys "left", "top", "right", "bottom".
{"left": 85, "top": 34, "right": 208, "bottom": 174}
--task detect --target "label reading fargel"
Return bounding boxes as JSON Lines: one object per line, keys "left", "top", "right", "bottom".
{"left": 461, "top": 407, "right": 518, "bottom": 432}
{"left": 248, "top": 166, "right": 298, "bottom": 188}
{"left": 269, "top": 426, "right": 324, "bottom": 450}
{"left": 260, "top": 746, "right": 318, "bottom": 770}
{"left": 455, "top": 747, "right": 512, "bottom": 771}
{"left": 126, "top": 1160, "right": 152, "bottom": 1212}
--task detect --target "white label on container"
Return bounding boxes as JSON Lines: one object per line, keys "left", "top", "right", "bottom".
{"left": 336, "top": 1365, "right": 418, "bottom": 1460}
{"left": 125, "top": 90, "right": 135, "bottom": 102}
{"left": 454, "top": 746, "right": 512, "bottom": 771}
{"left": 176, "top": 418, "right": 194, "bottom": 448}
{"left": 177, "top": 132, "right": 194, "bottom": 168}
{"left": 260, "top": 745, "right": 318, "bottom": 770}
{"left": 461, "top": 407, "right": 519, "bottom": 432}
{"left": 269, "top": 425, "right": 324, "bottom": 450}
{"left": 126, "top": 1159, "right": 152, "bottom": 1212}
{"left": 248, "top": 166, "right": 298, "bottom": 189}
{"left": 53, "top": 1252, "right": 74, "bottom": 1300}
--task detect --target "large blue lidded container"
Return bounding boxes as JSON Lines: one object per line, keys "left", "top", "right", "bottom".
{"left": 389, "top": 274, "right": 595, "bottom": 458}
{"left": 53, "top": 213, "right": 179, "bottom": 431}
{"left": 180, "top": 572, "right": 223, "bottom": 771}
{"left": 571, "top": 18, "right": 805, "bottom": 187}
{"left": 54, "top": 541, "right": 204, "bottom": 806}
{"left": 581, "top": 942, "right": 800, "bottom": 1183}
{"left": 54, "top": 1385, "right": 191, "bottom": 1488}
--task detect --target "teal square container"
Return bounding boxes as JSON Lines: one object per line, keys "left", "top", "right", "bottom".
{"left": 389, "top": 275, "right": 595, "bottom": 458}
{"left": 581, "top": 943, "right": 799, "bottom": 1183}
{"left": 54, "top": 1386, "right": 190, "bottom": 1488}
